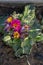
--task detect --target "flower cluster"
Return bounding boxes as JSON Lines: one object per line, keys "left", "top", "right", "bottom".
{"left": 4, "top": 16, "right": 30, "bottom": 39}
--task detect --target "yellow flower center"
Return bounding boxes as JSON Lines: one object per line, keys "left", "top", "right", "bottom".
{"left": 13, "top": 31, "right": 20, "bottom": 38}
{"left": 13, "top": 23, "right": 18, "bottom": 28}
{"left": 7, "top": 17, "right": 13, "bottom": 23}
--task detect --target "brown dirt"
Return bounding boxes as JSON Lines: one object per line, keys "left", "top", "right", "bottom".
{"left": 29, "top": 42, "right": 43, "bottom": 65}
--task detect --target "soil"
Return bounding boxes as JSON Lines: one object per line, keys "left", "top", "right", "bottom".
{"left": 29, "top": 42, "right": 43, "bottom": 65}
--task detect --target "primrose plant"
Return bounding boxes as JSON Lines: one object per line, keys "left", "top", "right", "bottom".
{"left": 0, "top": 5, "right": 43, "bottom": 57}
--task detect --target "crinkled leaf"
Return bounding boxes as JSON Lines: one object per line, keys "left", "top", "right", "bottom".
{"left": 36, "top": 34, "right": 43, "bottom": 42}
{"left": 6, "top": 39, "right": 13, "bottom": 46}
{"left": 21, "top": 37, "right": 32, "bottom": 54}
{"left": 29, "top": 29, "right": 40, "bottom": 40}
{"left": 12, "top": 38, "right": 21, "bottom": 52}
{"left": 29, "top": 19, "right": 41, "bottom": 39}
{"left": 31, "top": 19, "right": 41, "bottom": 29}
{"left": 3, "top": 35, "right": 13, "bottom": 46}
{"left": 14, "top": 48, "right": 23, "bottom": 57}
{"left": 22, "top": 5, "right": 35, "bottom": 25}
{"left": 3, "top": 35, "right": 11, "bottom": 42}
{"left": 13, "top": 38, "right": 21, "bottom": 44}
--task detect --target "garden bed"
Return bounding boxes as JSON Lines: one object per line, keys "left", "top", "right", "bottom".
{"left": 0, "top": 4, "right": 43, "bottom": 65}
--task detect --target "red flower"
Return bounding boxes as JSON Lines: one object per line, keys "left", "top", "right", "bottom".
{"left": 10, "top": 19, "right": 21, "bottom": 31}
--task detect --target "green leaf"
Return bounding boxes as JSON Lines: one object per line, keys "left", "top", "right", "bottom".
{"left": 13, "top": 38, "right": 21, "bottom": 44}
{"left": 3, "top": 35, "right": 11, "bottom": 42}
{"left": 21, "top": 37, "right": 32, "bottom": 54}
{"left": 6, "top": 39, "right": 13, "bottom": 46}
{"left": 41, "top": 19, "right": 43, "bottom": 25}
{"left": 29, "top": 19, "right": 41, "bottom": 39}
{"left": 12, "top": 38, "right": 21, "bottom": 52}
{"left": 22, "top": 5, "right": 35, "bottom": 25}
{"left": 12, "top": 43, "right": 21, "bottom": 52}
{"left": 31, "top": 19, "right": 41, "bottom": 29}
{"left": 14, "top": 48, "right": 23, "bottom": 57}
{"left": 3, "top": 35, "right": 13, "bottom": 46}
{"left": 0, "top": 25, "right": 4, "bottom": 33}
{"left": 36, "top": 34, "right": 43, "bottom": 42}
{"left": 24, "top": 5, "right": 30, "bottom": 17}
{"left": 29, "top": 29, "right": 40, "bottom": 40}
